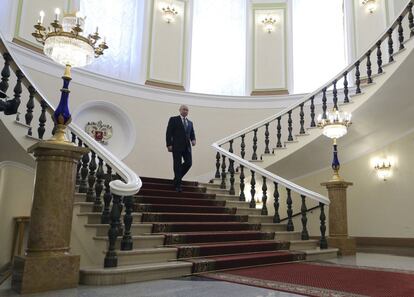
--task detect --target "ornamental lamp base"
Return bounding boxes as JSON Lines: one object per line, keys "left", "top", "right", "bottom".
{"left": 46, "top": 124, "right": 74, "bottom": 145}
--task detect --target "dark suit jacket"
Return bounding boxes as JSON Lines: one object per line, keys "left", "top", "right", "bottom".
{"left": 166, "top": 116, "right": 196, "bottom": 152}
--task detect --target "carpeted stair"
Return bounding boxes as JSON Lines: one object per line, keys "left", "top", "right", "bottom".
{"left": 135, "top": 177, "right": 307, "bottom": 273}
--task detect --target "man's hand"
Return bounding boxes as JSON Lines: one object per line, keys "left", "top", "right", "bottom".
{"left": 167, "top": 146, "right": 173, "bottom": 152}
{"left": 191, "top": 140, "right": 196, "bottom": 146}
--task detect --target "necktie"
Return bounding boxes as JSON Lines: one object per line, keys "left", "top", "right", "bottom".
{"left": 183, "top": 118, "right": 188, "bottom": 131}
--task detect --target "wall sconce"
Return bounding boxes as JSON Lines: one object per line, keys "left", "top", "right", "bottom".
{"left": 162, "top": 3, "right": 178, "bottom": 23}
{"left": 362, "top": 0, "right": 378, "bottom": 14}
{"left": 262, "top": 17, "right": 277, "bottom": 34}
{"left": 374, "top": 158, "right": 392, "bottom": 181}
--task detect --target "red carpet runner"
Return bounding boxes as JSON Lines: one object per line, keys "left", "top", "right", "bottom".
{"left": 136, "top": 177, "right": 305, "bottom": 273}
{"left": 204, "top": 262, "right": 414, "bottom": 297}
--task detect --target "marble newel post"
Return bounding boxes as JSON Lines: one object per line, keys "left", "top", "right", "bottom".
{"left": 12, "top": 141, "right": 89, "bottom": 294}
{"left": 320, "top": 180, "right": 356, "bottom": 256}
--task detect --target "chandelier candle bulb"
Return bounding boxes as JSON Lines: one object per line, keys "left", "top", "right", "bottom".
{"left": 55, "top": 8, "right": 61, "bottom": 21}
{"left": 39, "top": 10, "right": 45, "bottom": 24}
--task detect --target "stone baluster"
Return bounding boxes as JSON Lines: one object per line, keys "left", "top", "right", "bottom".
{"left": 343, "top": 72, "right": 349, "bottom": 103}
{"left": 101, "top": 165, "right": 113, "bottom": 224}
{"left": 376, "top": 41, "right": 383, "bottom": 74}
{"left": 25, "top": 86, "right": 35, "bottom": 136}
{"left": 287, "top": 110, "right": 293, "bottom": 141}
{"left": 228, "top": 141, "right": 235, "bottom": 195}
{"left": 388, "top": 28, "right": 394, "bottom": 63}
{"left": 37, "top": 100, "right": 47, "bottom": 139}
{"left": 252, "top": 129, "right": 258, "bottom": 160}
{"left": 78, "top": 145, "right": 90, "bottom": 193}
{"left": 366, "top": 50, "right": 372, "bottom": 84}
{"left": 273, "top": 182, "right": 280, "bottom": 223}
{"left": 220, "top": 155, "right": 227, "bottom": 189}
{"left": 240, "top": 134, "right": 246, "bottom": 159}
{"left": 398, "top": 15, "right": 404, "bottom": 50}
{"left": 75, "top": 139, "right": 82, "bottom": 185}
{"left": 409, "top": 2, "right": 414, "bottom": 38}
{"left": 104, "top": 193, "right": 122, "bottom": 268}
{"left": 121, "top": 196, "right": 134, "bottom": 250}
{"left": 355, "top": 61, "right": 361, "bottom": 94}
{"left": 276, "top": 117, "right": 282, "bottom": 148}
{"left": 249, "top": 171, "right": 256, "bottom": 209}
{"left": 215, "top": 152, "right": 221, "bottom": 178}
{"left": 286, "top": 188, "right": 294, "bottom": 231}
{"left": 332, "top": 79, "right": 338, "bottom": 110}
{"left": 261, "top": 176, "right": 268, "bottom": 215}
{"left": 86, "top": 150, "right": 97, "bottom": 202}
{"left": 0, "top": 53, "right": 11, "bottom": 95}
{"left": 301, "top": 195, "right": 309, "bottom": 240}
{"left": 264, "top": 123, "right": 270, "bottom": 154}
{"left": 319, "top": 202, "right": 328, "bottom": 249}
{"left": 310, "top": 96, "right": 316, "bottom": 127}
{"left": 299, "top": 103, "right": 305, "bottom": 134}
{"left": 239, "top": 165, "right": 245, "bottom": 201}
{"left": 93, "top": 157, "right": 104, "bottom": 212}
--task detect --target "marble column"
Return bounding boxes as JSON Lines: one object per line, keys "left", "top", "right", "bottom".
{"left": 12, "top": 141, "right": 89, "bottom": 294}
{"left": 320, "top": 180, "right": 356, "bottom": 255}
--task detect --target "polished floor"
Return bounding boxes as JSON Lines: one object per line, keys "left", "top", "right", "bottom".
{"left": 1, "top": 253, "right": 413, "bottom": 297}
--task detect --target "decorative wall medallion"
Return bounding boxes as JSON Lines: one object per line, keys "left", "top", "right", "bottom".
{"left": 85, "top": 120, "right": 113, "bottom": 144}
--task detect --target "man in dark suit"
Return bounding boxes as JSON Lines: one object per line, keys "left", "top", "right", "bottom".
{"left": 166, "top": 105, "right": 196, "bottom": 192}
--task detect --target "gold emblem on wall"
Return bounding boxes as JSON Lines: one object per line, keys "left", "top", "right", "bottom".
{"left": 85, "top": 121, "right": 113, "bottom": 144}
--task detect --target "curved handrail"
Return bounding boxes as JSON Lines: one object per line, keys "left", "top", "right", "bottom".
{"left": 213, "top": 143, "right": 329, "bottom": 205}
{"left": 215, "top": 0, "right": 413, "bottom": 146}
{"left": 0, "top": 31, "right": 142, "bottom": 197}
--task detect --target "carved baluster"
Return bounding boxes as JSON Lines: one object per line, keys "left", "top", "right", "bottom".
{"left": 343, "top": 72, "right": 349, "bottom": 103}
{"left": 276, "top": 117, "right": 282, "bottom": 148}
{"left": 287, "top": 110, "right": 293, "bottom": 141}
{"left": 86, "top": 150, "right": 97, "bottom": 202}
{"left": 366, "top": 50, "right": 372, "bottom": 84}
{"left": 78, "top": 145, "right": 90, "bottom": 193}
{"left": 0, "top": 53, "right": 11, "bottom": 95}
{"left": 310, "top": 96, "right": 316, "bottom": 127}
{"left": 37, "top": 100, "right": 47, "bottom": 139}
{"left": 220, "top": 155, "right": 227, "bottom": 189}
{"left": 25, "top": 86, "right": 35, "bottom": 135}
{"left": 409, "top": 2, "right": 414, "bottom": 38}
{"left": 121, "top": 196, "right": 134, "bottom": 250}
{"left": 261, "top": 176, "right": 268, "bottom": 215}
{"left": 299, "top": 103, "right": 305, "bottom": 134}
{"left": 376, "top": 41, "right": 383, "bottom": 74}
{"left": 215, "top": 152, "right": 221, "bottom": 178}
{"left": 240, "top": 134, "right": 246, "bottom": 159}
{"left": 11, "top": 70, "right": 23, "bottom": 113}
{"left": 286, "top": 188, "right": 294, "bottom": 231}
{"left": 239, "top": 165, "right": 245, "bottom": 201}
{"left": 355, "top": 61, "right": 361, "bottom": 94}
{"left": 76, "top": 138, "right": 82, "bottom": 185}
{"left": 249, "top": 171, "right": 256, "bottom": 208}
{"left": 319, "top": 202, "right": 328, "bottom": 249}
{"left": 264, "top": 123, "right": 270, "bottom": 153}
{"left": 322, "top": 88, "right": 327, "bottom": 118}
{"left": 104, "top": 193, "right": 122, "bottom": 268}
{"left": 228, "top": 141, "right": 235, "bottom": 195}
{"left": 388, "top": 28, "right": 394, "bottom": 63}
{"left": 71, "top": 132, "right": 76, "bottom": 144}
{"left": 93, "top": 157, "right": 104, "bottom": 212}
{"left": 398, "top": 15, "right": 404, "bottom": 50}
{"left": 252, "top": 129, "right": 258, "bottom": 160}
{"left": 332, "top": 79, "right": 338, "bottom": 109}
{"left": 273, "top": 182, "right": 280, "bottom": 223}
{"left": 101, "top": 165, "right": 113, "bottom": 224}
{"left": 301, "top": 195, "right": 309, "bottom": 240}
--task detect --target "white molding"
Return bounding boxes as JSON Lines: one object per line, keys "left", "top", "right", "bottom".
{"left": 0, "top": 161, "right": 35, "bottom": 173}
{"left": 7, "top": 40, "right": 308, "bottom": 109}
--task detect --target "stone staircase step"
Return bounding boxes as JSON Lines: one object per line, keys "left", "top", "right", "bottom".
{"left": 140, "top": 176, "right": 198, "bottom": 186}
{"left": 141, "top": 212, "right": 248, "bottom": 223}
{"left": 213, "top": 194, "right": 240, "bottom": 202}
{"left": 303, "top": 248, "right": 339, "bottom": 261}
{"left": 79, "top": 261, "right": 192, "bottom": 285}
{"left": 260, "top": 223, "right": 287, "bottom": 232}
{"left": 77, "top": 212, "right": 142, "bottom": 224}
{"left": 85, "top": 223, "right": 152, "bottom": 236}
{"left": 289, "top": 239, "right": 319, "bottom": 251}
{"left": 236, "top": 208, "right": 262, "bottom": 216}
{"left": 116, "top": 248, "right": 178, "bottom": 266}
{"left": 248, "top": 215, "right": 274, "bottom": 224}
{"left": 225, "top": 200, "right": 250, "bottom": 208}
{"left": 135, "top": 203, "right": 236, "bottom": 214}
{"left": 141, "top": 182, "right": 206, "bottom": 193}
{"left": 93, "top": 235, "right": 165, "bottom": 249}
{"left": 274, "top": 231, "right": 301, "bottom": 241}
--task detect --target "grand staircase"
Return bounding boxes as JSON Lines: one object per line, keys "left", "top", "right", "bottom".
{"left": 1, "top": 0, "right": 414, "bottom": 289}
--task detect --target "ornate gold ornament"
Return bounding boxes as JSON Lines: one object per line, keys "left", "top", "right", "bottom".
{"left": 85, "top": 121, "right": 113, "bottom": 144}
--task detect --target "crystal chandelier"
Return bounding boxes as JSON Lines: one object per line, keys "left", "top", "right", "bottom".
{"left": 317, "top": 108, "right": 352, "bottom": 181}
{"left": 362, "top": 0, "right": 377, "bottom": 14}
{"left": 162, "top": 5, "right": 178, "bottom": 23}
{"left": 262, "top": 17, "right": 277, "bottom": 34}
{"left": 32, "top": 9, "right": 108, "bottom": 144}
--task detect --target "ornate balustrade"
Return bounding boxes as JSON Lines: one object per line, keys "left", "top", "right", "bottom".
{"left": 0, "top": 33, "right": 142, "bottom": 268}
{"left": 212, "top": 0, "right": 414, "bottom": 249}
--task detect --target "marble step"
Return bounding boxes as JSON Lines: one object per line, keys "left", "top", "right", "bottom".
{"left": 93, "top": 235, "right": 165, "bottom": 250}
{"left": 214, "top": 194, "right": 240, "bottom": 202}
{"left": 289, "top": 239, "right": 319, "bottom": 251}
{"left": 274, "top": 231, "right": 301, "bottom": 241}
{"left": 80, "top": 261, "right": 192, "bottom": 285}
{"left": 236, "top": 207, "right": 262, "bottom": 216}
{"left": 117, "top": 248, "right": 178, "bottom": 266}
{"left": 85, "top": 223, "right": 152, "bottom": 236}
{"left": 260, "top": 223, "right": 288, "bottom": 233}
{"left": 304, "top": 248, "right": 339, "bottom": 261}
{"left": 248, "top": 215, "right": 274, "bottom": 224}
{"left": 77, "top": 212, "right": 143, "bottom": 225}
{"left": 225, "top": 200, "right": 250, "bottom": 208}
